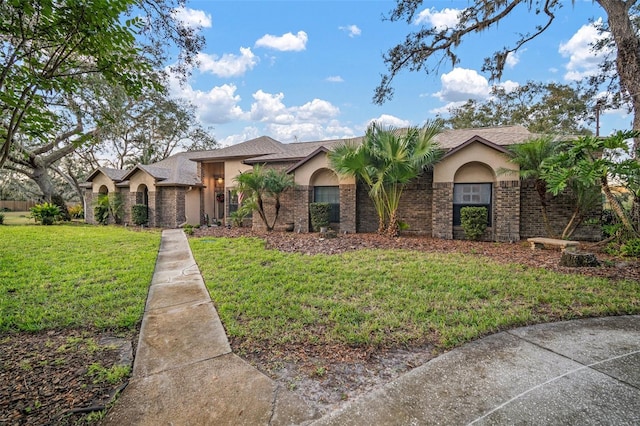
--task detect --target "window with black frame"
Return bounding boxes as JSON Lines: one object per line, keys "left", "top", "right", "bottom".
{"left": 313, "top": 186, "right": 340, "bottom": 223}
{"left": 453, "top": 183, "right": 492, "bottom": 226}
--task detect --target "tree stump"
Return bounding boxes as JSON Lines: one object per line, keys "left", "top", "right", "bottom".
{"left": 559, "top": 251, "right": 600, "bottom": 267}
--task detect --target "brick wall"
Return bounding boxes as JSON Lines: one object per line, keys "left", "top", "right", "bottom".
{"left": 153, "top": 187, "right": 187, "bottom": 228}
{"left": 495, "top": 180, "right": 520, "bottom": 242}
{"left": 356, "top": 181, "right": 378, "bottom": 233}
{"left": 355, "top": 172, "right": 434, "bottom": 235}
{"left": 396, "top": 172, "right": 433, "bottom": 235}
{"left": 520, "top": 180, "right": 602, "bottom": 241}
{"left": 432, "top": 182, "right": 453, "bottom": 239}
{"left": 339, "top": 184, "right": 357, "bottom": 233}
{"left": 293, "top": 185, "right": 312, "bottom": 232}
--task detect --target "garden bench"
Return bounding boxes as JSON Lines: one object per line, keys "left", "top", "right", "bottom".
{"left": 527, "top": 237, "right": 580, "bottom": 252}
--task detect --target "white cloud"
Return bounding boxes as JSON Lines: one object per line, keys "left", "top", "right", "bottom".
{"left": 244, "top": 90, "right": 347, "bottom": 141}
{"left": 434, "top": 68, "right": 491, "bottom": 102}
{"left": 255, "top": 31, "right": 308, "bottom": 51}
{"left": 172, "top": 7, "right": 212, "bottom": 28}
{"left": 220, "top": 127, "right": 261, "bottom": 147}
{"left": 249, "top": 90, "right": 293, "bottom": 123}
{"left": 429, "top": 101, "right": 467, "bottom": 115}
{"left": 339, "top": 24, "right": 362, "bottom": 37}
{"left": 197, "top": 47, "right": 258, "bottom": 78}
{"left": 295, "top": 99, "right": 340, "bottom": 121}
{"left": 414, "top": 8, "right": 461, "bottom": 30}
{"left": 505, "top": 50, "right": 523, "bottom": 68}
{"left": 326, "top": 76, "right": 344, "bottom": 83}
{"left": 367, "top": 114, "right": 411, "bottom": 128}
{"left": 169, "top": 79, "right": 244, "bottom": 125}
{"left": 495, "top": 80, "right": 520, "bottom": 93}
{"left": 559, "top": 18, "right": 611, "bottom": 81}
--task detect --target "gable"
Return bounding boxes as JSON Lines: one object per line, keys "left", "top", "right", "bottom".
{"left": 434, "top": 140, "right": 517, "bottom": 183}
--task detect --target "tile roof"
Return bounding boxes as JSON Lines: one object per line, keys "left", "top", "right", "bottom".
{"left": 433, "top": 125, "right": 534, "bottom": 150}
{"left": 85, "top": 167, "right": 129, "bottom": 182}
{"left": 123, "top": 152, "right": 202, "bottom": 186}
{"left": 188, "top": 136, "right": 284, "bottom": 161}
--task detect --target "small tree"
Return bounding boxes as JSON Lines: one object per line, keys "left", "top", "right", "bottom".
{"left": 234, "top": 165, "right": 295, "bottom": 231}
{"left": 500, "top": 137, "right": 558, "bottom": 237}
{"left": 543, "top": 130, "right": 640, "bottom": 238}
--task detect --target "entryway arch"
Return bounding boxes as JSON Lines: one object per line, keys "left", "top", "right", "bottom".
{"left": 453, "top": 161, "right": 495, "bottom": 234}
{"left": 310, "top": 168, "right": 340, "bottom": 223}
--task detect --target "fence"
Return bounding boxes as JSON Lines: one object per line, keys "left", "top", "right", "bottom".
{"left": 0, "top": 200, "right": 37, "bottom": 211}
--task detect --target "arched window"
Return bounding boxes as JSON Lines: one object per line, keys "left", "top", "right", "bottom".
{"left": 453, "top": 162, "right": 495, "bottom": 227}
{"left": 137, "top": 184, "right": 149, "bottom": 206}
{"left": 311, "top": 169, "right": 340, "bottom": 223}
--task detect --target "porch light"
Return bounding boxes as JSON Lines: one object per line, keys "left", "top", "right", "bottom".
{"left": 216, "top": 176, "right": 224, "bottom": 185}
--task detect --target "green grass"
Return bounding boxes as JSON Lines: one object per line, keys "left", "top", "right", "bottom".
{"left": 1, "top": 211, "right": 33, "bottom": 225}
{"left": 191, "top": 237, "right": 640, "bottom": 350}
{"left": 0, "top": 225, "right": 161, "bottom": 333}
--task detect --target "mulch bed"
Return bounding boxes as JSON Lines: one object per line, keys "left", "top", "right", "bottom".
{"left": 2, "top": 228, "right": 638, "bottom": 423}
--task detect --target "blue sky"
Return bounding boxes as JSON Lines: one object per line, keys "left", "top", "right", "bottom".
{"left": 167, "top": 0, "right": 633, "bottom": 146}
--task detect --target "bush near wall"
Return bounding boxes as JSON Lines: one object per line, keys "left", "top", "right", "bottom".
{"left": 460, "top": 206, "right": 488, "bottom": 240}
{"left": 310, "top": 202, "right": 331, "bottom": 232}
{"left": 131, "top": 204, "right": 148, "bottom": 226}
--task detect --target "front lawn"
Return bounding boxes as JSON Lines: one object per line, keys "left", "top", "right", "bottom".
{"left": 0, "top": 225, "right": 160, "bottom": 332}
{"left": 191, "top": 236, "right": 639, "bottom": 351}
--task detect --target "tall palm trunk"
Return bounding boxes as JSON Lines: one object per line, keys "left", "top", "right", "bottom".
{"left": 601, "top": 176, "right": 637, "bottom": 236}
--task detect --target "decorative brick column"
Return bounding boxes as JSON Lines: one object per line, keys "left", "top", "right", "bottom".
{"left": 432, "top": 182, "right": 453, "bottom": 239}
{"left": 339, "top": 184, "right": 356, "bottom": 233}
{"left": 495, "top": 180, "right": 520, "bottom": 242}
{"left": 294, "top": 185, "right": 312, "bottom": 233}
{"left": 148, "top": 191, "right": 157, "bottom": 228}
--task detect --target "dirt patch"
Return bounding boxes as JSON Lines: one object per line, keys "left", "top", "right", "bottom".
{"left": 0, "top": 329, "right": 133, "bottom": 425}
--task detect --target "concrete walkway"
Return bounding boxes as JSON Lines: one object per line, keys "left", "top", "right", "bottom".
{"left": 101, "top": 229, "right": 318, "bottom": 425}
{"left": 103, "top": 229, "right": 640, "bottom": 425}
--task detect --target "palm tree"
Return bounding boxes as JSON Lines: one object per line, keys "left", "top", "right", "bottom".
{"left": 330, "top": 121, "right": 443, "bottom": 237}
{"left": 502, "top": 137, "right": 558, "bottom": 238}
{"left": 234, "top": 164, "right": 295, "bottom": 231}
{"left": 329, "top": 138, "right": 387, "bottom": 233}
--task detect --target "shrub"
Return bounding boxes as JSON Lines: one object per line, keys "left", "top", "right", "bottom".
{"left": 94, "top": 195, "right": 110, "bottom": 225}
{"left": 108, "top": 193, "right": 124, "bottom": 224}
{"left": 0, "top": 212, "right": 4, "bottom": 225}
{"left": 30, "top": 202, "right": 61, "bottom": 225}
{"left": 68, "top": 204, "right": 84, "bottom": 219}
{"left": 230, "top": 203, "right": 253, "bottom": 227}
{"left": 310, "top": 202, "right": 331, "bottom": 232}
{"left": 460, "top": 206, "right": 488, "bottom": 240}
{"left": 183, "top": 224, "right": 194, "bottom": 235}
{"left": 620, "top": 238, "right": 640, "bottom": 257}
{"left": 131, "top": 204, "right": 148, "bottom": 226}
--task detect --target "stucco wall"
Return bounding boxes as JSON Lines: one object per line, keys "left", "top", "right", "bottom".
{"left": 91, "top": 173, "right": 117, "bottom": 193}
{"left": 293, "top": 153, "right": 355, "bottom": 186}
{"left": 185, "top": 188, "right": 201, "bottom": 226}
{"left": 434, "top": 143, "right": 516, "bottom": 183}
